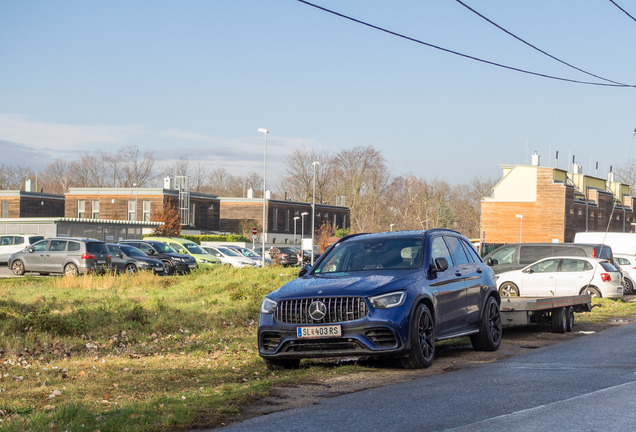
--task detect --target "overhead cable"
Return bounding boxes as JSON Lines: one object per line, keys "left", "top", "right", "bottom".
{"left": 296, "top": 0, "right": 636, "bottom": 87}
{"left": 608, "top": 0, "right": 636, "bottom": 22}
{"left": 454, "top": 0, "right": 629, "bottom": 86}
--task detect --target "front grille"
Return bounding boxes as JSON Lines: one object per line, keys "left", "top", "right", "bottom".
{"left": 282, "top": 338, "right": 367, "bottom": 353}
{"left": 275, "top": 297, "right": 369, "bottom": 324}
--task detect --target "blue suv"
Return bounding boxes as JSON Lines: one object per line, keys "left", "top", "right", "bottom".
{"left": 258, "top": 229, "right": 502, "bottom": 369}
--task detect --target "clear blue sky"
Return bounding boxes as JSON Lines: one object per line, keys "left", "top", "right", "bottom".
{"left": 2, "top": 0, "right": 635, "bottom": 186}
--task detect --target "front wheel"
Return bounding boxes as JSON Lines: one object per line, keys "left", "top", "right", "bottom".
{"left": 499, "top": 282, "right": 519, "bottom": 297}
{"left": 11, "top": 260, "right": 25, "bottom": 276}
{"left": 125, "top": 264, "right": 138, "bottom": 274}
{"left": 163, "top": 261, "right": 174, "bottom": 275}
{"left": 399, "top": 303, "right": 435, "bottom": 369}
{"left": 471, "top": 296, "right": 502, "bottom": 351}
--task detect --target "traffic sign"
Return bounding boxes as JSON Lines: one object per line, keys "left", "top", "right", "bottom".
{"left": 252, "top": 227, "right": 258, "bottom": 235}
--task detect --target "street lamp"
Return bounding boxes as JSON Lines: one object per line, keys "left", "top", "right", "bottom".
{"left": 293, "top": 216, "right": 300, "bottom": 244}
{"left": 133, "top": 182, "right": 138, "bottom": 221}
{"left": 311, "top": 161, "right": 320, "bottom": 265}
{"left": 301, "top": 211, "right": 309, "bottom": 240}
{"left": 258, "top": 128, "right": 269, "bottom": 267}
{"left": 515, "top": 214, "right": 523, "bottom": 242}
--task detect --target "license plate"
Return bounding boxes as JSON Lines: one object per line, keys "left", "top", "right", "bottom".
{"left": 297, "top": 325, "right": 342, "bottom": 338}
{"left": 96, "top": 260, "right": 106, "bottom": 264}
{"left": 188, "top": 264, "right": 196, "bottom": 268}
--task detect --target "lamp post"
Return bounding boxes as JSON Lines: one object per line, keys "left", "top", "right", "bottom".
{"left": 133, "top": 182, "right": 138, "bottom": 221}
{"left": 257, "top": 128, "right": 269, "bottom": 267}
{"left": 311, "top": 161, "right": 320, "bottom": 265}
{"left": 515, "top": 214, "right": 523, "bottom": 242}
{"left": 293, "top": 216, "right": 300, "bottom": 244}
{"left": 301, "top": 211, "right": 309, "bottom": 241}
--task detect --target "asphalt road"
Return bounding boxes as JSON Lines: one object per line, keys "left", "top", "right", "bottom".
{"left": 213, "top": 323, "right": 636, "bottom": 432}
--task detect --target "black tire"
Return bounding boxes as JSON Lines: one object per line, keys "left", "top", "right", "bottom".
{"left": 565, "top": 306, "right": 575, "bottom": 332}
{"left": 125, "top": 264, "right": 138, "bottom": 274}
{"left": 163, "top": 261, "right": 174, "bottom": 276}
{"left": 551, "top": 307, "right": 567, "bottom": 333}
{"left": 471, "top": 296, "right": 502, "bottom": 351}
{"left": 624, "top": 278, "right": 634, "bottom": 295}
{"left": 581, "top": 285, "right": 602, "bottom": 298}
{"left": 498, "top": 282, "right": 519, "bottom": 297}
{"left": 64, "top": 263, "right": 79, "bottom": 277}
{"left": 263, "top": 358, "right": 300, "bottom": 370}
{"left": 399, "top": 303, "right": 435, "bottom": 369}
{"left": 11, "top": 260, "right": 25, "bottom": 276}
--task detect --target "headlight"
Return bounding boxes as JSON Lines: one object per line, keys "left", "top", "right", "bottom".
{"left": 261, "top": 297, "right": 277, "bottom": 314}
{"left": 369, "top": 292, "right": 406, "bottom": 309}
{"left": 200, "top": 259, "right": 212, "bottom": 264}
{"left": 173, "top": 257, "right": 183, "bottom": 262}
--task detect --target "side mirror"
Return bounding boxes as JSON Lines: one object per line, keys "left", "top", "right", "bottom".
{"left": 432, "top": 257, "right": 449, "bottom": 272}
{"left": 28, "top": 248, "right": 34, "bottom": 253}
{"left": 147, "top": 249, "right": 156, "bottom": 256}
{"left": 298, "top": 265, "right": 311, "bottom": 277}
{"left": 486, "top": 258, "right": 494, "bottom": 266}
{"left": 116, "top": 253, "right": 123, "bottom": 258}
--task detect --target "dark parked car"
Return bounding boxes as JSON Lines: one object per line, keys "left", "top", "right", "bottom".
{"left": 119, "top": 240, "right": 197, "bottom": 274}
{"left": 258, "top": 229, "right": 502, "bottom": 370}
{"left": 107, "top": 243, "right": 165, "bottom": 274}
{"left": 9, "top": 237, "right": 111, "bottom": 276}
{"left": 255, "top": 246, "right": 299, "bottom": 267}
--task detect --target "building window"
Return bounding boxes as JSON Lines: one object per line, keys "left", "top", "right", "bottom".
{"left": 143, "top": 200, "right": 151, "bottom": 222}
{"left": 77, "top": 200, "right": 86, "bottom": 218}
{"left": 128, "top": 200, "right": 137, "bottom": 221}
{"left": 1, "top": 201, "right": 8, "bottom": 218}
{"left": 273, "top": 208, "right": 279, "bottom": 231}
{"left": 92, "top": 200, "right": 100, "bottom": 219}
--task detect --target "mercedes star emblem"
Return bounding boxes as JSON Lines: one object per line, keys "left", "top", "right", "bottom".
{"left": 308, "top": 301, "right": 327, "bottom": 321}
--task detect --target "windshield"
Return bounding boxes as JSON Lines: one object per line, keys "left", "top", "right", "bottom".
{"left": 183, "top": 242, "right": 205, "bottom": 254}
{"left": 314, "top": 238, "right": 424, "bottom": 274}
{"left": 219, "top": 247, "right": 241, "bottom": 257}
{"left": 121, "top": 246, "right": 147, "bottom": 257}
{"left": 150, "top": 241, "right": 177, "bottom": 254}
{"left": 237, "top": 248, "right": 259, "bottom": 258}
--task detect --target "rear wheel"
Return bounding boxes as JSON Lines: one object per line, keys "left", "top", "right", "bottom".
{"left": 498, "top": 282, "right": 519, "bottom": 297}
{"left": 471, "top": 296, "right": 502, "bottom": 351}
{"left": 551, "top": 307, "right": 567, "bottom": 333}
{"left": 263, "top": 358, "right": 300, "bottom": 370}
{"left": 125, "top": 264, "right": 137, "bottom": 274}
{"left": 400, "top": 303, "right": 435, "bottom": 369}
{"left": 64, "top": 263, "right": 78, "bottom": 277}
{"left": 11, "top": 260, "right": 25, "bottom": 276}
{"left": 581, "top": 286, "right": 602, "bottom": 298}
{"left": 624, "top": 278, "right": 634, "bottom": 295}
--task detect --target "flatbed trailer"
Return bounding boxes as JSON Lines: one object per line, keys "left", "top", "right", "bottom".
{"left": 499, "top": 294, "right": 592, "bottom": 333}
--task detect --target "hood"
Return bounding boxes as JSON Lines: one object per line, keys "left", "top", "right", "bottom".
{"left": 269, "top": 271, "right": 418, "bottom": 300}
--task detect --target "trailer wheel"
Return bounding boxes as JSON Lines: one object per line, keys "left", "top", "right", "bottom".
{"left": 498, "top": 282, "right": 519, "bottom": 297}
{"left": 565, "top": 306, "right": 574, "bottom": 332}
{"left": 551, "top": 307, "right": 567, "bottom": 333}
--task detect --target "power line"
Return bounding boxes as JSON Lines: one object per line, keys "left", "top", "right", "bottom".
{"left": 296, "top": 0, "right": 636, "bottom": 88}
{"left": 608, "top": 0, "right": 636, "bottom": 22}
{"left": 453, "top": 0, "right": 629, "bottom": 86}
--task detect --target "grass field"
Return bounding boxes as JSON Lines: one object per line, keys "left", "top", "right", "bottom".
{"left": 1, "top": 268, "right": 635, "bottom": 431}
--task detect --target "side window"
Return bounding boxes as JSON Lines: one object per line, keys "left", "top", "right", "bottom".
{"left": 0, "top": 236, "right": 12, "bottom": 246}
{"left": 519, "top": 246, "right": 554, "bottom": 265}
{"left": 138, "top": 243, "right": 152, "bottom": 254}
{"left": 460, "top": 239, "right": 481, "bottom": 263}
{"left": 31, "top": 241, "right": 47, "bottom": 252}
{"left": 48, "top": 240, "right": 67, "bottom": 252}
{"left": 431, "top": 237, "right": 453, "bottom": 266}
{"left": 68, "top": 241, "right": 81, "bottom": 252}
{"left": 445, "top": 236, "right": 469, "bottom": 265}
{"left": 109, "top": 245, "right": 122, "bottom": 255}
{"left": 596, "top": 246, "right": 612, "bottom": 260}
{"left": 14, "top": 236, "right": 24, "bottom": 245}
{"left": 530, "top": 258, "right": 560, "bottom": 273}
{"left": 560, "top": 259, "right": 586, "bottom": 272}
{"left": 490, "top": 246, "right": 515, "bottom": 265}
{"left": 554, "top": 246, "right": 586, "bottom": 257}
{"left": 616, "top": 257, "right": 629, "bottom": 265}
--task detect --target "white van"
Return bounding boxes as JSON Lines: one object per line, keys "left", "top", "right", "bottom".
{"left": 0, "top": 234, "right": 46, "bottom": 263}
{"left": 573, "top": 232, "right": 636, "bottom": 255}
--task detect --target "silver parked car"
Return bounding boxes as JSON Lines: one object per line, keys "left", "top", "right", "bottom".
{"left": 8, "top": 237, "right": 111, "bottom": 276}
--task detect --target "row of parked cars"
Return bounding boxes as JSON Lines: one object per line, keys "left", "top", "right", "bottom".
{"left": 483, "top": 242, "right": 628, "bottom": 298}
{"left": 0, "top": 234, "right": 308, "bottom": 276}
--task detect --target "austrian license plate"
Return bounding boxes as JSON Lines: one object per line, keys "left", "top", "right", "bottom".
{"left": 188, "top": 264, "right": 196, "bottom": 268}
{"left": 96, "top": 260, "right": 106, "bottom": 264}
{"left": 297, "top": 325, "right": 341, "bottom": 338}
